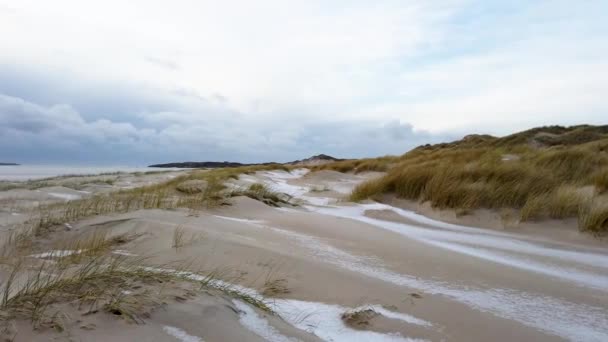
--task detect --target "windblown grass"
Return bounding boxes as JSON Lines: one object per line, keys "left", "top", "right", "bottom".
{"left": 579, "top": 199, "right": 608, "bottom": 234}
{"left": 20, "top": 165, "right": 292, "bottom": 238}
{"left": 172, "top": 225, "right": 186, "bottom": 250}
{"left": 594, "top": 168, "right": 608, "bottom": 194}
{"left": 171, "top": 225, "right": 204, "bottom": 251}
{"left": 311, "top": 156, "right": 397, "bottom": 173}
{"left": 344, "top": 126, "right": 608, "bottom": 233}
{"left": 0, "top": 227, "right": 172, "bottom": 327}
{"left": 0, "top": 164, "right": 292, "bottom": 333}
{"left": 0, "top": 225, "right": 272, "bottom": 331}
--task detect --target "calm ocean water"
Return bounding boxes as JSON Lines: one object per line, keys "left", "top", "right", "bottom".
{"left": 0, "top": 165, "right": 180, "bottom": 181}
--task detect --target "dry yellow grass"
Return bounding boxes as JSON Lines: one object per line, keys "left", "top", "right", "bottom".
{"left": 0, "top": 223, "right": 270, "bottom": 330}
{"left": 594, "top": 168, "right": 608, "bottom": 194}
{"left": 311, "top": 156, "right": 398, "bottom": 173}
{"left": 343, "top": 126, "right": 608, "bottom": 233}
{"left": 579, "top": 199, "right": 608, "bottom": 234}
{"left": 0, "top": 164, "right": 296, "bottom": 333}
{"left": 20, "top": 165, "right": 293, "bottom": 238}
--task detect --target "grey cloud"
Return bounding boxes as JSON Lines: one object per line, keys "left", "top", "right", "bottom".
{"left": 0, "top": 92, "right": 449, "bottom": 165}
{"left": 0, "top": 95, "right": 83, "bottom": 133}
{"left": 0, "top": 64, "right": 213, "bottom": 125}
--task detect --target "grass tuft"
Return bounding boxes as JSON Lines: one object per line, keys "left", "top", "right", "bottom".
{"left": 579, "top": 199, "right": 608, "bottom": 233}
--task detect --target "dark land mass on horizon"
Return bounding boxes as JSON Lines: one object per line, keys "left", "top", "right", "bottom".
{"left": 149, "top": 154, "right": 343, "bottom": 168}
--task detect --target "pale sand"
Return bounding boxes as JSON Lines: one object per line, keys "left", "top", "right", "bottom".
{"left": 1, "top": 168, "right": 607, "bottom": 341}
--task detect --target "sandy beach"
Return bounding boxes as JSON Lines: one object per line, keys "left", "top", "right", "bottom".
{"left": 0, "top": 167, "right": 606, "bottom": 341}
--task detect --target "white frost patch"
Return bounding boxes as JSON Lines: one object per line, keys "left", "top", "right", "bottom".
{"left": 112, "top": 250, "right": 138, "bottom": 256}
{"left": 300, "top": 195, "right": 332, "bottom": 206}
{"left": 146, "top": 267, "right": 427, "bottom": 342}
{"left": 361, "top": 305, "right": 432, "bottom": 327}
{"left": 213, "top": 215, "right": 265, "bottom": 225}
{"left": 264, "top": 169, "right": 309, "bottom": 180}
{"left": 30, "top": 249, "right": 82, "bottom": 258}
{"left": 10, "top": 212, "right": 21, "bottom": 216}
{"left": 266, "top": 179, "right": 309, "bottom": 198}
{"left": 309, "top": 204, "right": 608, "bottom": 290}
{"left": 328, "top": 182, "right": 357, "bottom": 194}
{"left": 275, "top": 300, "right": 426, "bottom": 342}
{"left": 233, "top": 300, "right": 298, "bottom": 342}
{"left": 162, "top": 326, "right": 204, "bottom": 342}
{"left": 237, "top": 174, "right": 259, "bottom": 184}
{"left": 261, "top": 169, "right": 333, "bottom": 206}
{"left": 275, "top": 207, "right": 300, "bottom": 213}
{"left": 48, "top": 192, "right": 81, "bottom": 201}
{"left": 298, "top": 205, "right": 608, "bottom": 342}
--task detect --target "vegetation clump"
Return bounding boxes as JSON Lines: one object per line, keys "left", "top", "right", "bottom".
{"left": 341, "top": 308, "right": 379, "bottom": 328}
{"left": 231, "top": 183, "right": 291, "bottom": 207}
{"left": 331, "top": 125, "right": 608, "bottom": 233}
{"left": 311, "top": 156, "right": 398, "bottom": 173}
{"left": 21, "top": 165, "right": 293, "bottom": 237}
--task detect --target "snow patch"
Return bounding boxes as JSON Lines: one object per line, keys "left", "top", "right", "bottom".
{"left": 162, "top": 326, "right": 204, "bottom": 342}
{"left": 361, "top": 305, "right": 432, "bottom": 327}
{"left": 233, "top": 300, "right": 298, "bottom": 342}
{"left": 302, "top": 204, "right": 608, "bottom": 342}
{"left": 112, "top": 250, "right": 138, "bottom": 256}
{"left": 275, "top": 300, "right": 426, "bottom": 342}
{"left": 146, "top": 267, "right": 427, "bottom": 342}
{"left": 30, "top": 250, "right": 82, "bottom": 259}
{"left": 48, "top": 192, "right": 81, "bottom": 201}
{"left": 214, "top": 215, "right": 265, "bottom": 225}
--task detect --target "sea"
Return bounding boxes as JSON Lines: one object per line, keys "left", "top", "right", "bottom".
{"left": 0, "top": 165, "right": 181, "bottom": 181}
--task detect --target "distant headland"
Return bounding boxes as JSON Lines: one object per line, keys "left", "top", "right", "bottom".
{"left": 148, "top": 154, "right": 343, "bottom": 168}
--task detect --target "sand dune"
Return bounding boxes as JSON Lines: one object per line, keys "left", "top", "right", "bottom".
{"left": 1, "top": 168, "right": 607, "bottom": 341}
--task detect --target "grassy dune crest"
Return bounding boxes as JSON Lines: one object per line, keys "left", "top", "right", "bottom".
{"left": 22, "top": 164, "right": 291, "bottom": 237}
{"left": 345, "top": 125, "right": 608, "bottom": 233}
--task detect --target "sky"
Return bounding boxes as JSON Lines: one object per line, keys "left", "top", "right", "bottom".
{"left": 0, "top": 0, "right": 606, "bottom": 165}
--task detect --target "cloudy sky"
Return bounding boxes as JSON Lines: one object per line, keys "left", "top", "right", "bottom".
{"left": 0, "top": 0, "right": 606, "bottom": 165}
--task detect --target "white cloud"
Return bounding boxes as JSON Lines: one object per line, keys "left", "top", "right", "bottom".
{"left": 0, "top": 0, "right": 606, "bottom": 162}
{"left": 0, "top": 0, "right": 462, "bottom": 113}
